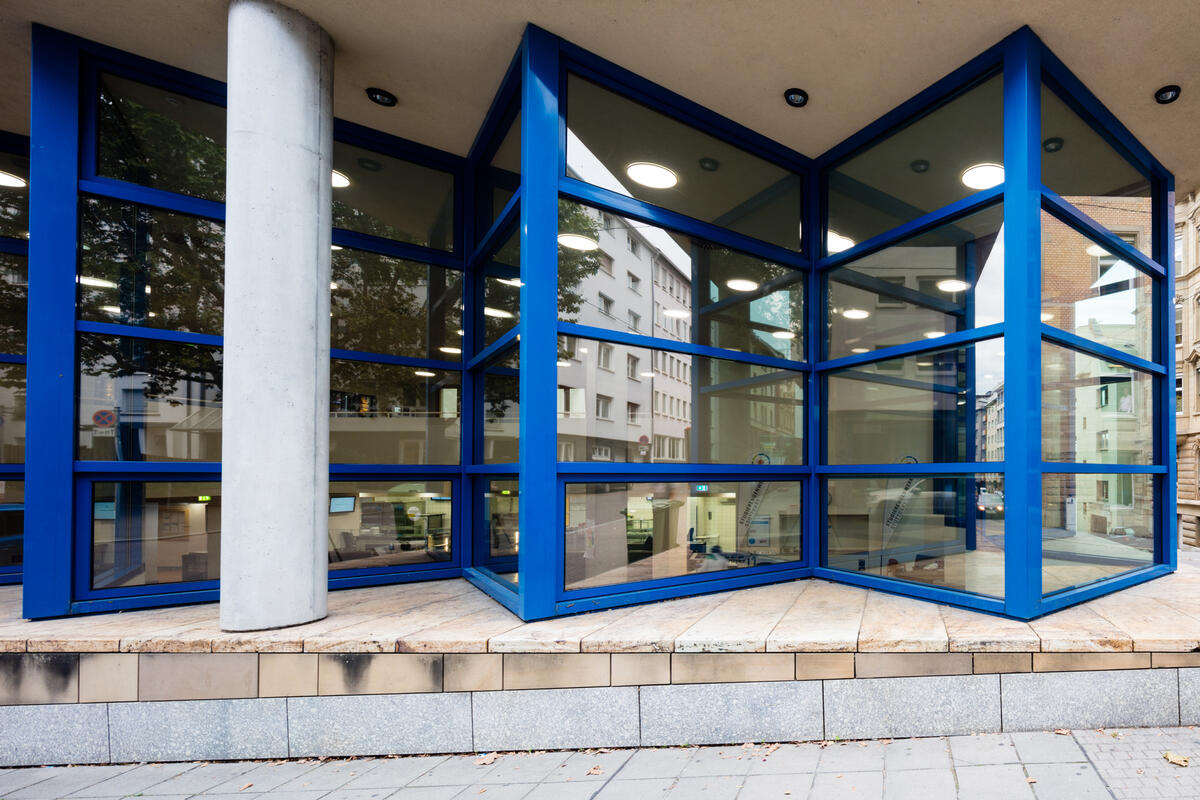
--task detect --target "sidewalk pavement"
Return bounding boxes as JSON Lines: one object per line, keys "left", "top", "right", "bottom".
{"left": 2, "top": 727, "right": 1199, "bottom": 800}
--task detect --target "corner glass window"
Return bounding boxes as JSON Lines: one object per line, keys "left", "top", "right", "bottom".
{"left": 0, "top": 149, "right": 28, "bottom": 239}
{"left": 825, "top": 205, "right": 1004, "bottom": 360}
{"left": 328, "top": 481, "right": 452, "bottom": 571}
{"left": 566, "top": 75, "right": 802, "bottom": 251}
{"left": 96, "top": 73, "right": 226, "bottom": 202}
{"left": 0, "top": 253, "right": 27, "bottom": 355}
{"left": 91, "top": 481, "right": 221, "bottom": 589}
{"left": 483, "top": 229, "right": 520, "bottom": 349}
{"left": 825, "top": 474, "right": 1004, "bottom": 598}
{"left": 480, "top": 109, "right": 520, "bottom": 233}
{"left": 565, "top": 481, "right": 801, "bottom": 591}
{"left": 479, "top": 478, "right": 519, "bottom": 585}
{"left": 332, "top": 141, "right": 455, "bottom": 251}
{"left": 79, "top": 197, "right": 225, "bottom": 335}
{"left": 827, "top": 73, "right": 1002, "bottom": 252}
{"left": 78, "top": 335, "right": 222, "bottom": 462}
{"left": 483, "top": 351, "right": 519, "bottom": 464}
{"left": 329, "top": 360, "right": 460, "bottom": 465}
{"left": 0, "top": 480, "right": 23, "bottom": 575}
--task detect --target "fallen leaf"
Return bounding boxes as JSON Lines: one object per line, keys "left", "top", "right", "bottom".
{"left": 238, "top": 784, "right": 253, "bottom": 792}
{"left": 1054, "top": 729, "right": 1070, "bottom": 735}
{"left": 742, "top": 742, "right": 754, "bottom": 749}
{"left": 1026, "top": 777, "right": 1037, "bottom": 784}
{"left": 475, "top": 753, "right": 499, "bottom": 765}
{"left": 586, "top": 766, "right": 604, "bottom": 775}
{"left": 1165, "top": 751, "right": 1190, "bottom": 767}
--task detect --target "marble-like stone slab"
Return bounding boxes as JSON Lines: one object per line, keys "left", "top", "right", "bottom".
{"left": 674, "top": 581, "right": 808, "bottom": 652}
{"left": 108, "top": 697, "right": 289, "bottom": 762}
{"left": 1028, "top": 604, "right": 1133, "bottom": 652}
{"left": 1087, "top": 593, "right": 1200, "bottom": 651}
{"left": 766, "top": 580, "right": 867, "bottom": 652}
{"left": 856, "top": 591, "right": 948, "bottom": 652}
{"left": 940, "top": 606, "right": 1039, "bottom": 653}
{"left": 397, "top": 606, "right": 524, "bottom": 653}
{"left": 581, "top": 593, "right": 726, "bottom": 653}
{"left": 488, "top": 607, "right": 637, "bottom": 653}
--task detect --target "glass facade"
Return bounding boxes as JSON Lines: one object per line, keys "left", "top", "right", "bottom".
{"left": 0, "top": 134, "right": 25, "bottom": 583}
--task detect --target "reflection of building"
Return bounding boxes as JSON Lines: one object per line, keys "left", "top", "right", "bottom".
{"left": 1176, "top": 192, "right": 1200, "bottom": 545}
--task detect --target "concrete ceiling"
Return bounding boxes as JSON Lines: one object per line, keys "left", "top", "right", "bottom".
{"left": 2, "top": 0, "right": 1198, "bottom": 195}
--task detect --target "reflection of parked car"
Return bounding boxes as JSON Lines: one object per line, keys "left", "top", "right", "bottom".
{"left": 977, "top": 492, "right": 1005, "bottom": 517}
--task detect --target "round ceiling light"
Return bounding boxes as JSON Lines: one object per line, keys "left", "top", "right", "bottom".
{"left": 783, "top": 88, "right": 808, "bottom": 108}
{"left": 1042, "top": 137, "right": 1065, "bottom": 153}
{"left": 557, "top": 233, "right": 599, "bottom": 251}
{"left": 910, "top": 159, "right": 930, "bottom": 173}
{"left": 626, "top": 162, "right": 678, "bottom": 189}
{"left": 1085, "top": 244, "right": 1110, "bottom": 258}
{"left": 0, "top": 171, "right": 27, "bottom": 189}
{"left": 923, "top": 331, "right": 944, "bottom": 339}
{"left": 663, "top": 308, "right": 689, "bottom": 319}
{"left": 1155, "top": 85, "right": 1182, "bottom": 105}
{"left": 331, "top": 170, "right": 351, "bottom": 188}
{"left": 483, "top": 307, "right": 514, "bottom": 319}
{"left": 725, "top": 278, "right": 759, "bottom": 293}
{"left": 414, "top": 370, "right": 436, "bottom": 378}
{"left": 827, "top": 231, "right": 856, "bottom": 253}
{"left": 771, "top": 331, "right": 796, "bottom": 339}
{"left": 961, "top": 163, "right": 1004, "bottom": 190}
{"left": 366, "top": 87, "right": 398, "bottom": 107}
{"left": 936, "top": 279, "right": 971, "bottom": 293}
{"left": 357, "top": 157, "right": 382, "bottom": 172}
{"left": 699, "top": 157, "right": 720, "bottom": 172}
{"left": 438, "top": 346, "right": 462, "bottom": 355}
{"left": 851, "top": 347, "right": 870, "bottom": 354}
{"left": 842, "top": 308, "right": 870, "bottom": 320}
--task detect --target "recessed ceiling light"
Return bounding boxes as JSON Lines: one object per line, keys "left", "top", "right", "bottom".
{"left": 783, "top": 88, "right": 808, "bottom": 108}
{"left": 1085, "top": 244, "right": 1110, "bottom": 257}
{"left": 771, "top": 331, "right": 796, "bottom": 340}
{"left": 483, "top": 307, "right": 514, "bottom": 319}
{"left": 923, "top": 331, "right": 943, "bottom": 339}
{"left": 557, "top": 360, "right": 571, "bottom": 367}
{"left": 639, "top": 371, "right": 655, "bottom": 378}
{"left": 330, "top": 244, "right": 343, "bottom": 251}
{"left": 626, "top": 162, "right": 678, "bottom": 189}
{"left": 910, "top": 159, "right": 930, "bottom": 173}
{"left": 357, "top": 157, "right": 382, "bottom": 172}
{"left": 1040, "top": 312, "right": 1054, "bottom": 322}
{"left": 842, "top": 308, "right": 870, "bottom": 320}
{"left": 827, "top": 230, "right": 856, "bottom": 253}
{"left": 78, "top": 276, "right": 117, "bottom": 289}
{"left": 0, "top": 171, "right": 26, "bottom": 189}
{"left": 366, "top": 87, "right": 398, "bottom": 107}
{"left": 414, "top": 370, "right": 437, "bottom": 378}
{"left": 936, "top": 279, "right": 970, "bottom": 293}
{"left": 726, "top": 278, "right": 759, "bottom": 293}
{"left": 331, "top": 170, "right": 351, "bottom": 188}
{"left": 497, "top": 278, "right": 524, "bottom": 287}
{"left": 664, "top": 308, "right": 689, "bottom": 319}
{"left": 101, "top": 305, "right": 120, "bottom": 314}
{"left": 1042, "top": 137, "right": 1065, "bottom": 153}
{"left": 961, "top": 163, "right": 1004, "bottom": 190}
{"left": 557, "top": 233, "right": 599, "bottom": 251}
{"left": 699, "top": 157, "right": 720, "bottom": 172}
{"left": 851, "top": 347, "right": 870, "bottom": 354}
{"left": 438, "top": 346, "right": 462, "bottom": 355}
{"left": 1155, "top": 84, "right": 1181, "bottom": 105}
{"left": 329, "top": 281, "right": 338, "bottom": 290}
{"left": 917, "top": 361, "right": 934, "bottom": 367}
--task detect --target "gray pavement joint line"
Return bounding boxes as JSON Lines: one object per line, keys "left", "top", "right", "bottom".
{"left": 1072, "top": 730, "right": 1121, "bottom": 800}
{"left": 285, "top": 696, "right": 293, "bottom": 759}
{"left": 595, "top": 746, "right": 636, "bottom": 798}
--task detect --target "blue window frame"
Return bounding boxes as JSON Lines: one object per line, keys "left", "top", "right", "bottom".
{"left": 0, "top": 131, "right": 27, "bottom": 585}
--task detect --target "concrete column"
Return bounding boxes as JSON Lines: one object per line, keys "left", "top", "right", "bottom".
{"left": 220, "top": 0, "right": 333, "bottom": 631}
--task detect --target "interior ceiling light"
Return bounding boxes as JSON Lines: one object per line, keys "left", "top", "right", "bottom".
{"left": 0, "top": 171, "right": 26, "bottom": 189}
{"left": 357, "top": 157, "right": 382, "bottom": 172}
{"left": 725, "top": 278, "right": 759, "bottom": 293}
{"left": 497, "top": 278, "right": 524, "bottom": 287}
{"left": 1085, "top": 244, "right": 1110, "bottom": 257}
{"left": 330, "top": 244, "right": 343, "bottom": 251}
{"left": 1043, "top": 137, "right": 1065, "bottom": 153}
{"left": 961, "top": 163, "right": 1004, "bottom": 190}
{"left": 1155, "top": 84, "right": 1182, "bottom": 105}
{"left": 923, "top": 331, "right": 943, "bottom": 339}
{"left": 438, "top": 346, "right": 462, "bottom": 355}
{"left": 910, "top": 159, "right": 930, "bottom": 173}
{"left": 851, "top": 347, "right": 870, "bottom": 354}
{"left": 783, "top": 88, "right": 808, "bottom": 108}
{"left": 413, "top": 370, "right": 437, "bottom": 378}
{"left": 366, "top": 87, "right": 398, "bottom": 107}
{"left": 842, "top": 308, "right": 870, "bottom": 320}
{"left": 557, "top": 233, "right": 599, "bottom": 251}
{"left": 101, "top": 305, "right": 121, "bottom": 314}
{"left": 699, "top": 157, "right": 720, "bottom": 172}
{"left": 664, "top": 308, "right": 689, "bottom": 319}
{"left": 331, "top": 170, "right": 351, "bottom": 188}
{"left": 483, "top": 306, "right": 514, "bottom": 319}
{"left": 78, "top": 276, "right": 117, "bottom": 289}
{"left": 557, "top": 360, "right": 571, "bottom": 367}
{"left": 771, "top": 331, "right": 796, "bottom": 339}
{"left": 827, "top": 231, "right": 856, "bottom": 253}
{"left": 936, "top": 279, "right": 971, "bottom": 293}
{"left": 1040, "top": 312, "right": 1054, "bottom": 322}
{"left": 626, "top": 162, "right": 678, "bottom": 189}
{"left": 329, "top": 281, "right": 338, "bottom": 290}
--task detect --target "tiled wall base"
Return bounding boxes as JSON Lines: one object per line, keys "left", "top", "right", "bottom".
{"left": 1, "top": 668, "right": 1196, "bottom": 767}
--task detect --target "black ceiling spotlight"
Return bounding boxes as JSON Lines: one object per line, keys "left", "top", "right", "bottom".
{"left": 699, "top": 157, "right": 720, "bottom": 172}
{"left": 365, "top": 87, "right": 398, "bottom": 107}
{"left": 1043, "top": 136, "right": 1065, "bottom": 153}
{"left": 783, "top": 88, "right": 808, "bottom": 108}
{"left": 909, "top": 159, "right": 930, "bottom": 173}
{"left": 1155, "top": 84, "right": 1181, "bottom": 105}
{"left": 357, "top": 157, "right": 382, "bottom": 172}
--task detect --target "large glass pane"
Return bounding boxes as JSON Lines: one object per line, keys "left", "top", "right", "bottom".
{"left": 332, "top": 141, "right": 454, "bottom": 250}
{"left": 825, "top": 474, "right": 1004, "bottom": 598}
{"left": 0, "top": 480, "right": 23, "bottom": 574}
{"left": 827, "top": 74, "right": 1003, "bottom": 252}
{"left": 483, "top": 351, "right": 519, "bottom": 464}
{"left": 329, "top": 360, "right": 460, "bottom": 464}
{"left": 479, "top": 109, "right": 520, "bottom": 233}
{"left": 558, "top": 337, "right": 804, "bottom": 464}
{"left": 0, "top": 253, "right": 27, "bottom": 355}
{"left": 566, "top": 75, "right": 802, "bottom": 250}
{"left": 79, "top": 197, "right": 225, "bottom": 335}
{"left": 826, "top": 205, "right": 1004, "bottom": 359}
{"left": 825, "top": 339, "right": 1004, "bottom": 464}
{"left": 1041, "top": 85, "right": 1152, "bottom": 254}
{"left": 483, "top": 229, "right": 520, "bottom": 349}
{"left": 478, "top": 478, "right": 519, "bottom": 585}
{"left": 1040, "top": 211, "right": 1153, "bottom": 360}
{"left": 1042, "top": 472, "right": 1154, "bottom": 594}
{"left": 0, "top": 148, "right": 28, "bottom": 239}
{"left": 565, "top": 481, "right": 801, "bottom": 591}
{"left": 91, "top": 481, "right": 221, "bottom": 589}
{"left": 328, "top": 480, "right": 452, "bottom": 571}
{"left": 78, "top": 335, "right": 222, "bottom": 462}
{"left": 0, "top": 364, "right": 24, "bottom": 463}
{"left": 1042, "top": 343, "right": 1153, "bottom": 465}
{"left": 97, "top": 72, "right": 226, "bottom": 202}
{"left": 331, "top": 248, "right": 462, "bottom": 360}
{"left": 559, "top": 199, "right": 804, "bottom": 361}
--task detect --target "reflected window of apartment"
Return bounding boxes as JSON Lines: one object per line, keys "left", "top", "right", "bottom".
{"left": 1097, "top": 430, "right": 1110, "bottom": 451}
{"left": 628, "top": 310, "right": 641, "bottom": 332}
{"left": 598, "top": 293, "right": 614, "bottom": 316}
{"left": 626, "top": 354, "right": 640, "bottom": 379}
{"left": 627, "top": 402, "right": 640, "bottom": 424}
{"left": 596, "top": 394, "right": 612, "bottom": 420}
{"left": 627, "top": 272, "right": 641, "bottom": 293}
{"left": 1177, "top": 230, "right": 1185, "bottom": 276}
{"left": 592, "top": 444, "right": 612, "bottom": 460}
{"left": 1178, "top": 374, "right": 1184, "bottom": 414}
{"left": 1097, "top": 479, "right": 1109, "bottom": 501}
{"left": 598, "top": 343, "right": 613, "bottom": 370}
{"left": 327, "top": 481, "right": 452, "bottom": 571}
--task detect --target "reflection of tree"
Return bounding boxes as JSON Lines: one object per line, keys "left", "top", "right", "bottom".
{"left": 558, "top": 199, "right": 604, "bottom": 321}
{"left": 0, "top": 153, "right": 27, "bottom": 237}
{"left": 0, "top": 254, "right": 26, "bottom": 355}
{"left": 79, "top": 335, "right": 222, "bottom": 410}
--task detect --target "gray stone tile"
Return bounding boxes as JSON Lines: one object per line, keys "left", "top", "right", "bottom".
{"left": 1001, "top": 669, "right": 1178, "bottom": 732}
{"left": 276, "top": 760, "right": 378, "bottom": 792}
{"left": 1008, "top": 732, "right": 1086, "bottom": 763}
{"left": 64, "top": 762, "right": 195, "bottom": 796}
{"left": 808, "top": 771, "right": 883, "bottom": 799}
{"left": 745, "top": 743, "right": 821, "bottom": 774}
{"left": 679, "top": 746, "right": 755, "bottom": 777}
{"left": 1177, "top": 668, "right": 1200, "bottom": 725}
{"left": 472, "top": 687, "right": 639, "bottom": 751}
{"left": 390, "top": 789, "right": 462, "bottom": 800}
{"left": 450, "top": 784, "right": 535, "bottom": 799}
{"left": 0, "top": 654, "right": 78, "bottom": 705}
{"left": 954, "top": 764, "right": 1036, "bottom": 799}
{"left": 640, "top": 681, "right": 823, "bottom": 747}
{"left": 289, "top": 693, "right": 472, "bottom": 757}
{"left": 477, "top": 752, "right": 571, "bottom": 784}
{"left": 882, "top": 768, "right": 956, "bottom": 800}
{"left": 947, "top": 733, "right": 1018, "bottom": 766}
{"left": 544, "top": 750, "right": 633, "bottom": 782}
{"left": 593, "top": 778, "right": 673, "bottom": 799}
{"left": 336, "top": 757, "right": 448, "bottom": 790}
{"left": 227, "top": 792, "right": 326, "bottom": 800}
{"left": 1025, "top": 762, "right": 1112, "bottom": 799}
{"left": 522, "top": 782, "right": 599, "bottom": 800}
{"left": 322, "top": 789, "right": 406, "bottom": 800}
{"left": 142, "top": 761, "right": 265, "bottom": 795}
{"left": 109, "top": 698, "right": 288, "bottom": 762}
{"left": 409, "top": 755, "right": 499, "bottom": 787}
{"left": 204, "top": 760, "right": 325, "bottom": 794}
{"left": 824, "top": 675, "right": 1000, "bottom": 740}
{"left": 883, "top": 738, "right": 951, "bottom": 771}
{"left": 0, "top": 767, "right": 57, "bottom": 796}
{"left": 0, "top": 704, "right": 110, "bottom": 767}
{"left": 6, "top": 766, "right": 135, "bottom": 800}
{"left": 618, "top": 748, "right": 693, "bottom": 779}
{"left": 736, "top": 773, "right": 814, "bottom": 798}
{"left": 816, "top": 742, "right": 885, "bottom": 773}
{"left": 664, "top": 775, "right": 742, "bottom": 798}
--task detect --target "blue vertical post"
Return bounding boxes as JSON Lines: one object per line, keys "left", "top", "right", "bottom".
{"left": 24, "top": 26, "right": 81, "bottom": 618}
{"left": 804, "top": 168, "right": 821, "bottom": 569}
{"left": 1001, "top": 31, "right": 1042, "bottom": 618}
{"left": 1156, "top": 174, "right": 1177, "bottom": 569}
{"left": 517, "top": 26, "right": 560, "bottom": 619}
